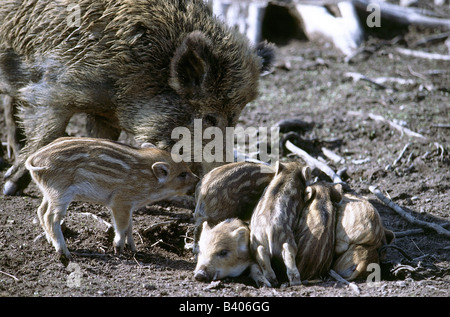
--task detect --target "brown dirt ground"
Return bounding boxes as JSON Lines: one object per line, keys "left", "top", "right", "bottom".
{"left": 0, "top": 15, "right": 449, "bottom": 301}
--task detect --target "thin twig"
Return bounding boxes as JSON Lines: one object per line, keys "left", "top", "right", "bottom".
{"left": 150, "top": 239, "right": 163, "bottom": 248}
{"left": 394, "top": 228, "right": 424, "bottom": 238}
{"left": 396, "top": 48, "right": 450, "bottom": 61}
{"left": 141, "top": 220, "right": 176, "bottom": 235}
{"left": 0, "top": 270, "right": 19, "bottom": 282}
{"left": 393, "top": 143, "right": 412, "bottom": 167}
{"left": 348, "top": 111, "right": 427, "bottom": 140}
{"left": 33, "top": 231, "right": 47, "bottom": 243}
{"left": 431, "top": 123, "right": 450, "bottom": 128}
{"left": 133, "top": 254, "right": 143, "bottom": 267}
{"left": 369, "top": 186, "right": 450, "bottom": 239}
{"left": 367, "top": 113, "right": 426, "bottom": 139}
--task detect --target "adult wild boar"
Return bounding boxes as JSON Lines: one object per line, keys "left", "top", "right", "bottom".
{"left": 0, "top": 0, "right": 274, "bottom": 195}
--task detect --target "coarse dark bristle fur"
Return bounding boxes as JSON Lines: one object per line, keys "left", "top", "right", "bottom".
{"left": 0, "top": 0, "right": 275, "bottom": 194}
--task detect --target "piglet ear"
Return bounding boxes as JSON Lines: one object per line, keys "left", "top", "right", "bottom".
{"left": 275, "top": 161, "right": 283, "bottom": 175}
{"left": 231, "top": 226, "right": 248, "bottom": 240}
{"left": 302, "top": 166, "right": 311, "bottom": 182}
{"left": 232, "top": 226, "right": 249, "bottom": 255}
{"left": 152, "top": 162, "right": 170, "bottom": 183}
{"left": 305, "top": 186, "right": 314, "bottom": 202}
{"left": 169, "top": 31, "right": 213, "bottom": 96}
{"left": 202, "top": 221, "right": 211, "bottom": 232}
{"left": 141, "top": 142, "right": 156, "bottom": 149}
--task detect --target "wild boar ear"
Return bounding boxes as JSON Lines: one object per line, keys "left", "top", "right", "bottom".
{"left": 152, "top": 162, "right": 171, "bottom": 183}
{"left": 255, "top": 41, "right": 275, "bottom": 75}
{"left": 169, "top": 31, "right": 213, "bottom": 96}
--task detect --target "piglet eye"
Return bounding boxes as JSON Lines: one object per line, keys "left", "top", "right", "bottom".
{"left": 178, "top": 172, "right": 188, "bottom": 178}
{"left": 217, "top": 249, "right": 229, "bottom": 258}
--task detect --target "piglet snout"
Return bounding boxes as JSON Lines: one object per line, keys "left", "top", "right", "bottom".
{"left": 194, "top": 269, "right": 210, "bottom": 282}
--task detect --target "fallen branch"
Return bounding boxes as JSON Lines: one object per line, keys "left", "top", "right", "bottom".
{"left": 393, "top": 228, "right": 425, "bottom": 238}
{"left": 368, "top": 113, "right": 427, "bottom": 139}
{"left": 431, "top": 123, "right": 450, "bottom": 129}
{"left": 352, "top": 157, "right": 371, "bottom": 165}
{"left": 396, "top": 48, "right": 450, "bottom": 61}
{"left": 285, "top": 140, "right": 345, "bottom": 184}
{"left": 412, "top": 31, "right": 450, "bottom": 48}
{"left": 369, "top": 186, "right": 450, "bottom": 239}
{"left": 293, "top": 1, "right": 364, "bottom": 56}
{"left": 347, "top": 111, "right": 427, "bottom": 140}
{"left": 321, "top": 147, "right": 345, "bottom": 164}
{"left": 353, "top": 0, "right": 450, "bottom": 30}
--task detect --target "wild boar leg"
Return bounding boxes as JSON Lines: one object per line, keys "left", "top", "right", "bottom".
{"left": 110, "top": 203, "right": 135, "bottom": 254}
{"left": 125, "top": 216, "right": 137, "bottom": 253}
{"left": 3, "top": 108, "right": 73, "bottom": 195}
{"left": 191, "top": 217, "right": 207, "bottom": 254}
{"left": 282, "top": 241, "right": 302, "bottom": 286}
{"left": 249, "top": 263, "right": 273, "bottom": 288}
{"left": 86, "top": 114, "right": 121, "bottom": 140}
{"left": 255, "top": 245, "right": 278, "bottom": 287}
{"left": 43, "top": 200, "right": 71, "bottom": 260}
{"left": 2, "top": 94, "right": 24, "bottom": 161}
{"left": 36, "top": 197, "right": 51, "bottom": 243}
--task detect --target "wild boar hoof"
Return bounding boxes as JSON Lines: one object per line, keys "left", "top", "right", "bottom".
{"left": 3, "top": 169, "right": 31, "bottom": 196}
{"left": 3, "top": 180, "right": 18, "bottom": 196}
{"left": 58, "top": 252, "right": 72, "bottom": 267}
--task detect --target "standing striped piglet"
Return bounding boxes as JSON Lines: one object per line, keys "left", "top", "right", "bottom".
{"left": 250, "top": 161, "right": 311, "bottom": 287}
{"left": 25, "top": 137, "right": 198, "bottom": 261}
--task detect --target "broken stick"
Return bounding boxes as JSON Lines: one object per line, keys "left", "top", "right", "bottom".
{"left": 347, "top": 111, "right": 427, "bottom": 140}
{"left": 392, "top": 142, "right": 412, "bottom": 167}
{"left": 0, "top": 270, "right": 19, "bottom": 282}
{"left": 369, "top": 185, "right": 450, "bottom": 239}
{"left": 396, "top": 48, "right": 450, "bottom": 61}
{"left": 285, "top": 140, "right": 345, "bottom": 184}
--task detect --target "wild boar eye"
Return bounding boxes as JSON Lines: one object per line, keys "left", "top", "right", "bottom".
{"left": 178, "top": 172, "right": 188, "bottom": 178}
{"left": 216, "top": 249, "right": 229, "bottom": 258}
{"left": 204, "top": 114, "right": 217, "bottom": 127}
